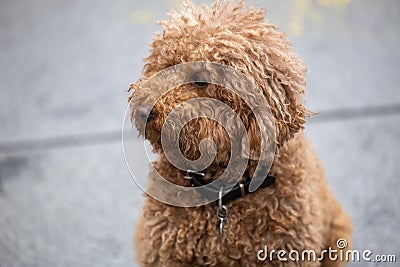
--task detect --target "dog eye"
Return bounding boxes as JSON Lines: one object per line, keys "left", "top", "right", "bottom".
{"left": 192, "top": 81, "right": 209, "bottom": 88}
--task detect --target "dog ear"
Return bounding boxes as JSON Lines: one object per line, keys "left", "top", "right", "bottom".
{"left": 269, "top": 79, "right": 311, "bottom": 146}
{"left": 251, "top": 51, "right": 312, "bottom": 147}
{"left": 241, "top": 76, "right": 311, "bottom": 156}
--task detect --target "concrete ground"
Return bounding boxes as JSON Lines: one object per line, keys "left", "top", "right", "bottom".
{"left": 0, "top": 0, "right": 399, "bottom": 266}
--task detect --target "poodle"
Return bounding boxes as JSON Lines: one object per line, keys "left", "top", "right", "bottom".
{"left": 128, "top": 1, "right": 352, "bottom": 266}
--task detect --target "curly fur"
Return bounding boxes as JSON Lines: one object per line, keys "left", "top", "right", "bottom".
{"left": 129, "top": 1, "right": 352, "bottom": 266}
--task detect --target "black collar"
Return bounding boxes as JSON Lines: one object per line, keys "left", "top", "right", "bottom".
{"left": 185, "top": 170, "right": 276, "bottom": 204}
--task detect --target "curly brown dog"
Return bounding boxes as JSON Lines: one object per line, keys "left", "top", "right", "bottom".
{"left": 129, "top": 1, "right": 352, "bottom": 266}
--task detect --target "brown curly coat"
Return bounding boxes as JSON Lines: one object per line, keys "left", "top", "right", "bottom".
{"left": 129, "top": 1, "right": 352, "bottom": 266}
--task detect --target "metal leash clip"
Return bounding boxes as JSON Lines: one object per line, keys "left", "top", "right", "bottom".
{"left": 216, "top": 187, "right": 228, "bottom": 235}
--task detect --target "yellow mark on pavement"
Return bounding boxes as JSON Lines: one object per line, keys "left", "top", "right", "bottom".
{"left": 317, "top": 0, "right": 352, "bottom": 9}
{"left": 130, "top": 11, "right": 156, "bottom": 25}
{"left": 166, "top": 0, "right": 182, "bottom": 9}
{"left": 287, "top": 0, "right": 353, "bottom": 36}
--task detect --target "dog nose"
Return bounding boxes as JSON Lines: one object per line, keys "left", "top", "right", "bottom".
{"left": 136, "top": 105, "right": 156, "bottom": 123}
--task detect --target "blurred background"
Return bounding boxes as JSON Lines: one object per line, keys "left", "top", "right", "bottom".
{"left": 0, "top": 0, "right": 399, "bottom": 266}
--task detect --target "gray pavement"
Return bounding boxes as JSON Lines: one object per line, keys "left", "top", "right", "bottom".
{"left": 0, "top": 0, "right": 399, "bottom": 266}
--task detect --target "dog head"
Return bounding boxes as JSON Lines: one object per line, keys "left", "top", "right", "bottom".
{"left": 129, "top": 1, "right": 310, "bottom": 176}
